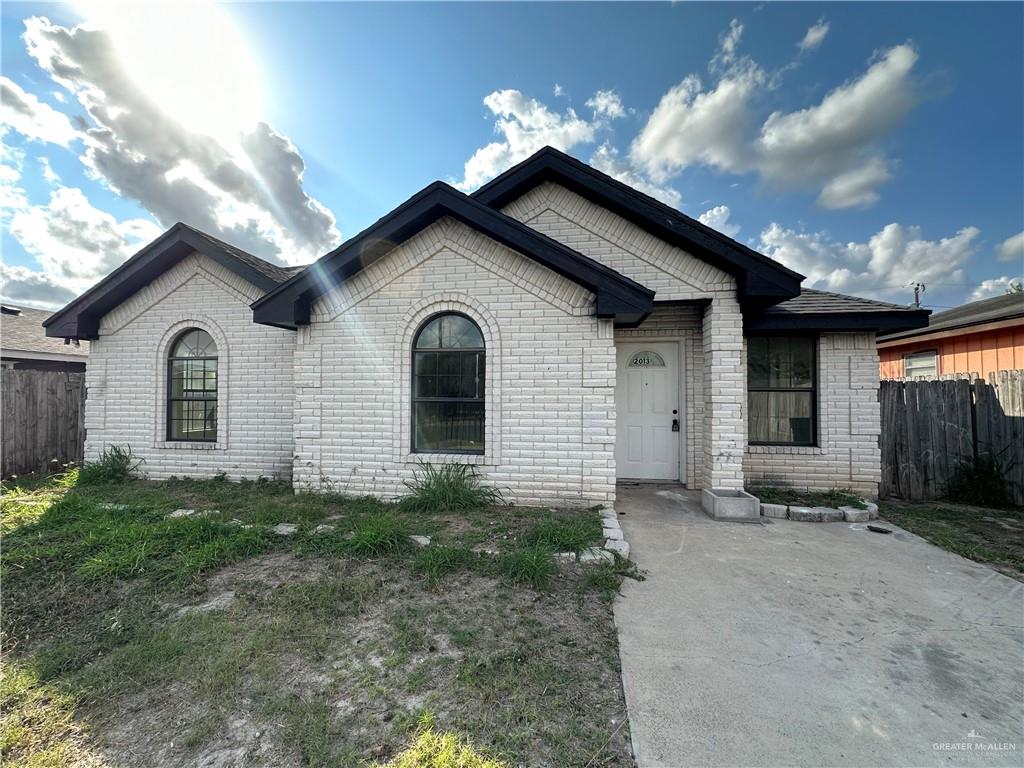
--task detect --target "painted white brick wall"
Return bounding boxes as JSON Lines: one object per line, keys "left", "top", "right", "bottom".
{"left": 744, "top": 332, "right": 882, "bottom": 496}
{"left": 84, "top": 253, "right": 295, "bottom": 480}
{"left": 293, "top": 217, "right": 617, "bottom": 507}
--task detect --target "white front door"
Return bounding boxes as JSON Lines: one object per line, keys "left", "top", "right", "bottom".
{"left": 616, "top": 342, "right": 680, "bottom": 480}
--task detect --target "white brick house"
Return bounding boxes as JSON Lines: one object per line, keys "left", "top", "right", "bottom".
{"left": 45, "top": 147, "right": 928, "bottom": 517}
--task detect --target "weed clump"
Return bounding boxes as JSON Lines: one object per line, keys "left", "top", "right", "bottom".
{"left": 400, "top": 464, "right": 505, "bottom": 514}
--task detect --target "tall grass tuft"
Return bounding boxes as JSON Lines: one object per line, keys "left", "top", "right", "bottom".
{"left": 945, "top": 452, "right": 1016, "bottom": 509}
{"left": 399, "top": 464, "right": 505, "bottom": 514}
{"left": 498, "top": 546, "right": 556, "bottom": 590}
{"left": 78, "top": 445, "right": 140, "bottom": 485}
{"left": 344, "top": 513, "right": 413, "bottom": 557}
{"left": 522, "top": 512, "right": 600, "bottom": 553}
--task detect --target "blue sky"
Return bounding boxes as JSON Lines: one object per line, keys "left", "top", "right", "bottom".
{"left": 1, "top": 2, "right": 1022, "bottom": 311}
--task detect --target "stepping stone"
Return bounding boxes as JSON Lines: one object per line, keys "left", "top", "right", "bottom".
{"left": 760, "top": 503, "right": 788, "bottom": 519}
{"left": 554, "top": 551, "right": 577, "bottom": 564}
{"left": 98, "top": 502, "right": 128, "bottom": 510}
{"left": 168, "top": 509, "right": 196, "bottom": 518}
{"left": 840, "top": 506, "right": 870, "bottom": 523}
{"left": 579, "top": 547, "right": 614, "bottom": 564}
{"left": 409, "top": 535, "right": 431, "bottom": 547}
{"left": 271, "top": 523, "right": 298, "bottom": 536}
{"left": 603, "top": 527, "right": 624, "bottom": 540}
{"left": 314, "top": 524, "right": 336, "bottom": 534}
{"left": 604, "top": 539, "right": 630, "bottom": 558}
{"left": 864, "top": 501, "right": 879, "bottom": 520}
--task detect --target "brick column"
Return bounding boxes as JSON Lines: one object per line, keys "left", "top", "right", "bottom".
{"left": 702, "top": 294, "right": 746, "bottom": 490}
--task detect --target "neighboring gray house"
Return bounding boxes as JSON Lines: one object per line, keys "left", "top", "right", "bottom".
{"left": 44, "top": 148, "right": 927, "bottom": 517}
{"left": 2, "top": 304, "right": 88, "bottom": 371}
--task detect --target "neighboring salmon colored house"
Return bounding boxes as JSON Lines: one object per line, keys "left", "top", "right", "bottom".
{"left": 878, "top": 293, "right": 1024, "bottom": 379}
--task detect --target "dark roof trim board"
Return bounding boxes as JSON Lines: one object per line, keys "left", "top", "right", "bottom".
{"left": 44, "top": 223, "right": 293, "bottom": 340}
{"left": 471, "top": 147, "right": 804, "bottom": 306}
{"left": 251, "top": 182, "right": 656, "bottom": 329}
{"left": 745, "top": 289, "right": 930, "bottom": 333}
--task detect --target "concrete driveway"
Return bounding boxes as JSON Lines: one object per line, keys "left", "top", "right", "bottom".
{"left": 614, "top": 486, "right": 1024, "bottom": 768}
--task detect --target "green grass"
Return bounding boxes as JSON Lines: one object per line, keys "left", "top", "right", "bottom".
{"left": 77, "top": 444, "right": 141, "bottom": 485}
{"left": 879, "top": 500, "right": 1024, "bottom": 578}
{"left": 522, "top": 511, "right": 602, "bottom": 553}
{"left": 1, "top": 470, "right": 630, "bottom": 766}
{"left": 399, "top": 463, "right": 506, "bottom": 514}
{"left": 750, "top": 485, "right": 867, "bottom": 509}
{"left": 498, "top": 546, "right": 557, "bottom": 590}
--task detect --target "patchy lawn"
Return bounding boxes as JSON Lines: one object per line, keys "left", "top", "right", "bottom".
{"left": 879, "top": 499, "right": 1024, "bottom": 580}
{"left": 748, "top": 486, "right": 866, "bottom": 510}
{"left": 1, "top": 471, "right": 636, "bottom": 767}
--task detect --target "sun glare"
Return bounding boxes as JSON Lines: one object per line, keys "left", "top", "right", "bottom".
{"left": 75, "top": 1, "right": 266, "bottom": 142}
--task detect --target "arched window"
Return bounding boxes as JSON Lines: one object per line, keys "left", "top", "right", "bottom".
{"left": 412, "top": 313, "right": 484, "bottom": 454}
{"left": 167, "top": 328, "right": 218, "bottom": 442}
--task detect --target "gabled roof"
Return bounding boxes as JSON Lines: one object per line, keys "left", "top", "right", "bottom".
{"left": 2, "top": 305, "right": 89, "bottom": 357}
{"left": 44, "top": 223, "right": 298, "bottom": 340}
{"left": 745, "top": 288, "right": 931, "bottom": 333}
{"left": 878, "top": 292, "right": 1024, "bottom": 342}
{"left": 251, "top": 182, "right": 656, "bottom": 329}
{"left": 471, "top": 146, "right": 804, "bottom": 306}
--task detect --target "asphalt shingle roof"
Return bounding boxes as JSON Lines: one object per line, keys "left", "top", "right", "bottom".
{"left": 879, "top": 292, "right": 1024, "bottom": 341}
{"left": 762, "top": 288, "right": 917, "bottom": 315}
{"left": 180, "top": 224, "right": 304, "bottom": 285}
{"left": 2, "top": 305, "right": 89, "bottom": 356}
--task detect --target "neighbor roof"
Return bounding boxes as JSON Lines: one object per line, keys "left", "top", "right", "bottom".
{"left": 878, "top": 292, "right": 1024, "bottom": 342}
{"left": 745, "top": 289, "right": 931, "bottom": 333}
{"left": 2, "top": 305, "right": 89, "bottom": 357}
{"left": 44, "top": 223, "right": 300, "bottom": 340}
{"left": 471, "top": 146, "right": 804, "bottom": 306}
{"left": 252, "top": 181, "right": 656, "bottom": 329}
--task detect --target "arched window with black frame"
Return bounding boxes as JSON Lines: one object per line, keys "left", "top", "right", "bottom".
{"left": 167, "top": 328, "right": 218, "bottom": 442}
{"left": 412, "top": 313, "right": 485, "bottom": 454}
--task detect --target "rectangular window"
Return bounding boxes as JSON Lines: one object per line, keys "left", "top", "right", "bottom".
{"left": 747, "top": 336, "right": 816, "bottom": 446}
{"left": 412, "top": 350, "right": 484, "bottom": 453}
{"left": 167, "top": 358, "right": 217, "bottom": 441}
{"left": 903, "top": 350, "right": 937, "bottom": 379}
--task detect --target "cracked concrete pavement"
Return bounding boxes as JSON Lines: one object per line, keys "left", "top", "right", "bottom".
{"left": 613, "top": 485, "right": 1024, "bottom": 767}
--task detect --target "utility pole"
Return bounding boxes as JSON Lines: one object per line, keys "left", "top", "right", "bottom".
{"left": 912, "top": 283, "right": 926, "bottom": 308}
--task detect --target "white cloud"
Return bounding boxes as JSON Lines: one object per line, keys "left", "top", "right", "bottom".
{"left": 970, "top": 277, "right": 1024, "bottom": 301}
{"left": 756, "top": 44, "right": 918, "bottom": 197}
{"left": 969, "top": 276, "right": 1023, "bottom": 301}
{"left": 698, "top": 205, "right": 739, "bottom": 238}
{"left": 0, "top": 76, "right": 77, "bottom": 146}
{"left": 816, "top": 156, "right": 892, "bottom": 209}
{"left": 589, "top": 143, "right": 681, "bottom": 208}
{"left": 553, "top": 83, "right": 564, "bottom": 97}
{"left": 630, "top": 70, "right": 762, "bottom": 182}
{"left": 630, "top": 18, "right": 920, "bottom": 209}
{"left": 20, "top": 14, "right": 339, "bottom": 266}
{"left": 0, "top": 264, "right": 78, "bottom": 309}
{"left": 8, "top": 185, "right": 163, "bottom": 296}
{"left": 997, "top": 231, "right": 1024, "bottom": 263}
{"left": 758, "top": 221, "right": 979, "bottom": 300}
{"left": 456, "top": 89, "right": 598, "bottom": 190}
{"left": 798, "top": 20, "right": 830, "bottom": 53}
{"left": 586, "top": 89, "right": 627, "bottom": 120}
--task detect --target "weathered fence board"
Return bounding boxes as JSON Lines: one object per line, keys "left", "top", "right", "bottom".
{"left": 1, "top": 369, "right": 86, "bottom": 478}
{"left": 880, "top": 370, "right": 1024, "bottom": 505}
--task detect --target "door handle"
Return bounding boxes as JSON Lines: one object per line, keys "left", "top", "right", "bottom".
{"left": 672, "top": 418, "right": 680, "bottom": 432}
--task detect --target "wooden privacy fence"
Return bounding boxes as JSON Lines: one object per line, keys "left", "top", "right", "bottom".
{"left": 880, "top": 370, "right": 1024, "bottom": 505}
{"left": 1, "top": 369, "right": 87, "bottom": 478}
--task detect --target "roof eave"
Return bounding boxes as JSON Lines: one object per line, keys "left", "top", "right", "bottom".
{"left": 471, "top": 148, "right": 804, "bottom": 305}
{"left": 745, "top": 310, "right": 932, "bottom": 334}
{"left": 44, "top": 223, "right": 284, "bottom": 340}
{"left": 252, "top": 183, "right": 655, "bottom": 329}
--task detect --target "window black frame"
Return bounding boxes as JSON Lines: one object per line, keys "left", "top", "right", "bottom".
{"left": 747, "top": 333, "right": 818, "bottom": 447}
{"left": 410, "top": 312, "right": 485, "bottom": 455}
{"left": 166, "top": 328, "right": 218, "bottom": 443}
